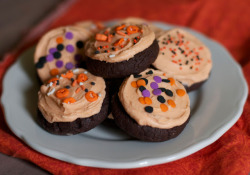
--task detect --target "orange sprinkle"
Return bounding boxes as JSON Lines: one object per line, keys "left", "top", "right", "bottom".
{"left": 126, "top": 25, "right": 139, "bottom": 34}
{"left": 115, "top": 24, "right": 126, "bottom": 31}
{"left": 120, "top": 45, "right": 124, "bottom": 48}
{"left": 95, "top": 33, "right": 107, "bottom": 41}
{"left": 160, "top": 104, "right": 168, "bottom": 112}
{"left": 136, "top": 79, "right": 146, "bottom": 87}
{"left": 139, "top": 97, "right": 146, "bottom": 104}
{"left": 61, "top": 70, "right": 73, "bottom": 79}
{"left": 104, "top": 30, "right": 109, "bottom": 35}
{"left": 116, "top": 31, "right": 126, "bottom": 36}
{"left": 195, "top": 68, "right": 199, "bottom": 71}
{"left": 63, "top": 97, "right": 76, "bottom": 104}
{"left": 107, "top": 34, "right": 112, "bottom": 42}
{"left": 55, "top": 88, "right": 69, "bottom": 99}
{"left": 199, "top": 47, "right": 203, "bottom": 50}
{"left": 144, "top": 97, "right": 152, "bottom": 105}
{"left": 52, "top": 81, "right": 57, "bottom": 87}
{"left": 72, "top": 80, "right": 77, "bottom": 87}
{"left": 131, "top": 81, "right": 137, "bottom": 88}
{"left": 50, "top": 68, "right": 59, "bottom": 76}
{"left": 56, "top": 37, "right": 63, "bottom": 44}
{"left": 47, "top": 77, "right": 59, "bottom": 84}
{"left": 179, "top": 67, "right": 183, "bottom": 70}
{"left": 168, "top": 78, "right": 175, "bottom": 86}
{"left": 80, "top": 85, "right": 85, "bottom": 90}
{"left": 163, "top": 73, "right": 166, "bottom": 76}
{"left": 115, "top": 48, "right": 118, "bottom": 51}
{"left": 114, "top": 38, "right": 124, "bottom": 46}
{"left": 77, "top": 73, "right": 88, "bottom": 83}
{"left": 172, "top": 60, "right": 177, "bottom": 64}
{"left": 94, "top": 21, "right": 104, "bottom": 29}
{"left": 176, "top": 89, "right": 186, "bottom": 97}
{"left": 75, "top": 87, "right": 81, "bottom": 93}
{"left": 167, "top": 99, "right": 176, "bottom": 108}
{"left": 140, "top": 29, "right": 143, "bottom": 33}
{"left": 85, "top": 91, "right": 98, "bottom": 102}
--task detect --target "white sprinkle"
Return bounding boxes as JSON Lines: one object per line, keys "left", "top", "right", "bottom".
{"left": 73, "top": 69, "right": 79, "bottom": 73}
{"left": 56, "top": 75, "right": 59, "bottom": 78}
{"left": 84, "top": 70, "right": 88, "bottom": 74}
{"left": 124, "top": 38, "right": 128, "bottom": 41}
{"left": 49, "top": 82, "right": 53, "bottom": 87}
{"left": 47, "top": 88, "right": 55, "bottom": 96}
{"left": 98, "top": 93, "right": 102, "bottom": 97}
{"left": 60, "top": 77, "right": 63, "bottom": 79}
{"left": 79, "top": 82, "right": 84, "bottom": 85}
{"left": 109, "top": 54, "right": 116, "bottom": 58}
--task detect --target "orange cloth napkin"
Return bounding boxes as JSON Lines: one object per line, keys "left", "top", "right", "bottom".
{"left": 0, "top": 0, "right": 249, "bottom": 174}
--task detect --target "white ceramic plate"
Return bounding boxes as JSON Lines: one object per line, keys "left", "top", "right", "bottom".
{"left": 2, "top": 21, "right": 248, "bottom": 169}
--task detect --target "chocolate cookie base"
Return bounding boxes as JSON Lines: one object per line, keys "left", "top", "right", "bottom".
{"left": 37, "top": 92, "right": 109, "bottom": 135}
{"left": 185, "top": 79, "right": 207, "bottom": 92}
{"left": 112, "top": 95, "right": 190, "bottom": 142}
{"left": 86, "top": 40, "right": 159, "bottom": 78}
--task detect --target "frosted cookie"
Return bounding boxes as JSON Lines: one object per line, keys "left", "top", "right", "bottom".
{"left": 34, "top": 26, "right": 92, "bottom": 83}
{"left": 152, "top": 28, "right": 212, "bottom": 92}
{"left": 112, "top": 69, "right": 190, "bottom": 142}
{"left": 84, "top": 23, "right": 159, "bottom": 78}
{"left": 119, "top": 17, "right": 164, "bottom": 37}
{"left": 37, "top": 68, "right": 109, "bottom": 135}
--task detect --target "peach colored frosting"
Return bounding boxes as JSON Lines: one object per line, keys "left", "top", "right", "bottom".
{"left": 74, "top": 20, "right": 105, "bottom": 35}
{"left": 152, "top": 28, "right": 212, "bottom": 87}
{"left": 119, "top": 69, "right": 190, "bottom": 129}
{"left": 34, "top": 26, "right": 92, "bottom": 83}
{"left": 119, "top": 17, "right": 164, "bottom": 37}
{"left": 38, "top": 68, "right": 106, "bottom": 123}
{"left": 84, "top": 23, "right": 155, "bottom": 63}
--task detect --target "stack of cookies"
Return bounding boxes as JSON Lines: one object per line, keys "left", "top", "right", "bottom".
{"left": 34, "top": 17, "right": 212, "bottom": 141}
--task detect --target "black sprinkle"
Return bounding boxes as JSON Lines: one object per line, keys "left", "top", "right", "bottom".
{"left": 85, "top": 89, "right": 89, "bottom": 92}
{"left": 159, "top": 87, "right": 166, "bottom": 92}
{"left": 99, "top": 46, "right": 103, "bottom": 49}
{"left": 53, "top": 52, "right": 61, "bottom": 59}
{"left": 104, "top": 50, "right": 107, "bottom": 53}
{"left": 162, "top": 79, "right": 170, "bottom": 83}
{"left": 65, "top": 85, "right": 70, "bottom": 89}
{"left": 141, "top": 78, "right": 148, "bottom": 85}
{"left": 112, "top": 32, "right": 116, "bottom": 36}
{"left": 145, "top": 106, "right": 153, "bottom": 113}
{"left": 112, "top": 47, "right": 115, "bottom": 51}
{"left": 56, "top": 80, "right": 59, "bottom": 85}
{"left": 162, "top": 52, "right": 165, "bottom": 55}
{"left": 39, "top": 56, "right": 46, "bottom": 64}
{"left": 165, "top": 89, "right": 173, "bottom": 97}
{"left": 179, "top": 64, "right": 182, "bottom": 66}
{"left": 185, "top": 61, "right": 189, "bottom": 65}
{"left": 95, "top": 50, "right": 100, "bottom": 54}
{"left": 133, "top": 74, "right": 142, "bottom": 78}
{"left": 191, "top": 58, "right": 194, "bottom": 61}
{"left": 91, "top": 82, "right": 95, "bottom": 85}
{"left": 35, "top": 62, "right": 44, "bottom": 69}
{"left": 190, "top": 66, "right": 193, "bottom": 69}
{"left": 163, "top": 38, "right": 167, "bottom": 40}
{"left": 157, "top": 95, "right": 166, "bottom": 103}
{"left": 76, "top": 41, "right": 84, "bottom": 49}
{"left": 57, "top": 44, "right": 64, "bottom": 51}
{"left": 146, "top": 70, "right": 153, "bottom": 75}
{"left": 71, "top": 78, "right": 74, "bottom": 82}
{"left": 139, "top": 86, "right": 146, "bottom": 92}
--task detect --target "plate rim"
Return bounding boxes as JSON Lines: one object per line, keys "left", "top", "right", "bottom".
{"left": 1, "top": 21, "right": 248, "bottom": 169}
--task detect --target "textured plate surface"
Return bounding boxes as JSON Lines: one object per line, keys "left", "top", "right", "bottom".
{"left": 1, "top": 21, "right": 248, "bottom": 169}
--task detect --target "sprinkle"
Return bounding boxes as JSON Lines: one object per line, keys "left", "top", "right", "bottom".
{"left": 160, "top": 104, "right": 168, "bottom": 112}
{"left": 109, "top": 54, "right": 116, "bottom": 58}
{"left": 146, "top": 70, "right": 153, "bottom": 75}
{"left": 79, "top": 82, "right": 84, "bottom": 85}
{"left": 136, "top": 79, "right": 146, "bottom": 87}
{"left": 149, "top": 82, "right": 157, "bottom": 90}
{"left": 76, "top": 41, "right": 84, "bottom": 49}
{"left": 98, "top": 93, "right": 102, "bottom": 97}
{"left": 133, "top": 74, "right": 142, "bottom": 78}
{"left": 153, "top": 76, "right": 162, "bottom": 83}
{"left": 145, "top": 97, "right": 152, "bottom": 105}
{"left": 72, "top": 80, "right": 77, "bottom": 87}
{"left": 91, "top": 82, "right": 95, "bottom": 85}
{"left": 144, "top": 106, "right": 153, "bottom": 113}
{"left": 167, "top": 99, "right": 176, "bottom": 108}
{"left": 50, "top": 68, "right": 59, "bottom": 76}
{"left": 49, "top": 82, "right": 53, "bottom": 87}
{"left": 168, "top": 78, "right": 175, "bottom": 86}
{"left": 47, "top": 88, "right": 55, "bottom": 96}
{"left": 63, "top": 97, "right": 76, "bottom": 104}
{"left": 142, "top": 89, "right": 150, "bottom": 97}
{"left": 131, "top": 81, "right": 137, "bottom": 88}
{"left": 53, "top": 52, "right": 61, "bottom": 59}
{"left": 65, "top": 85, "right": 70, "bottom": 89}
{"left": 162, "top": 79, "right": 170, "bottom": 83}
{"left": 114, "top": 38, "right": 124, "bottom": 46}
{"left": 116, "top": 31, "right": 126, "bottom": 36}
{"left": 57, "top": 44, "right": 64, "bottom": 51}
{"left": 153, "top": 89, "right": 162, "bottom": 96}
{"left": 56, "top": 60, "right": 64, "bottom": 68}
{"left": 84, "top": 70, "right": 88, "bottom": 74}
{"left": 81, "top": 85, "right": 85, "bottom": 90}
{"left": 65, "top": 32, "right": 73, "bottom": 39}
{"left": 95, "top": 50, "right": 100, "bottom": 54}
{"left": 56, "top": 37, "right": 63, "bottom": 44}
{"left": 165, "top": 89, "right": 173, "bottom": 97}
{"left": 85, "top": 91, "right": 98, "bottom": 102}
{"left": 73, "top": 69, "right": 79, "bottom": 73}
{"left": 85, "top": 89, "right": 89, "bottom": 92}
{"left": 46, "top": 54, "right": 54, "bottom": 62}
{"left": 75, "top": 87, "right": 81, "bottom": 93}
{"left": 65, "top": 62, "right": 74, "bottom": 70}
{"left": 95, "top": 33, "right": 107, "bottom": 41}
{"left": 66, "top": 44, "right": 75, "bottom": 53}
{"left": 139, "top": 86, "right": 146, "bottom": 92}
{"left": 176, "top": 89, "right": 186, "bottom": 96}
{"left": 157, "top": 95, "right": 166, "bottom": 103}
{"left": 139, "top": 97, "right": 146, "bottom": 104}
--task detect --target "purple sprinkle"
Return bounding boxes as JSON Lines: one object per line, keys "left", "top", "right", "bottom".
{"left": 150, "top": 82, "right": 158, "bottom": 89}
{"left": 46, "top": 54, "right": 54, "bottom": 62}
{"left": 49, "top": 48, "right": 57, "bottom": 54}
{"left": 74, "top": 54, "right": 83, "bottom": 62}
{"left": 65, "top": 32, "right": 73, "bottom": 39}
{"left": 65, "top": 62, "right": 74, "bottom": 70}
{"left": 153, "top": 89, "right": 162, "bottom": 96}
{"left": 56, "top": 60, "right": 63, "bottom": 68}
{"left": 142, "top": 89, "right": 150, "bottom": 97}
{"left": 153, "top": 76, "right": 162, "bottom": 83}
{"left": 66, "top": 44, "right": 75, "bottom": 53}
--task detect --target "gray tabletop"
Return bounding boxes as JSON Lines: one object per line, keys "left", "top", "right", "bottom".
{"left": 0, "top": 0, "right": 61, "bottom": 174}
